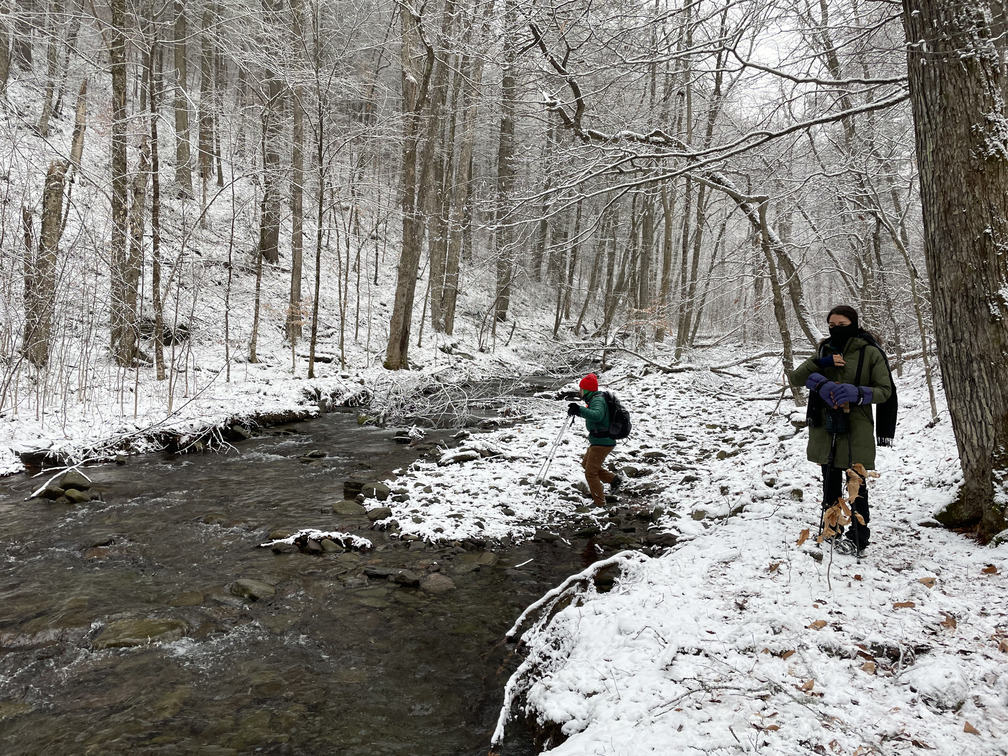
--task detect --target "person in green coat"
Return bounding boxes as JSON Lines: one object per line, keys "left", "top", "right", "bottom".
{"left": 567, "top": 373, "right": 623, "bottom": 508}
{"left": 790, "top": 305, "right": 896, "bottom": 557}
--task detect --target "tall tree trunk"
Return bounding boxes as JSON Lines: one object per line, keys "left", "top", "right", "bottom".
{"left": 0, "top": 0, "right": 10, "bottom": 94}
{"left": 257, "top": 0, "right": 283, "bottom": 266}
{"left": 126, "top": 140, "right": 150, "bottom": 364}
{"left": 36, "top": 0, "right": 60, "bottom": 137}
{"left": 147, "top": 32, "right": 165, "bottom": 381}
{"left": 197, "top": 6, "right": 215, "bottom": 218}
{"left": 902, "top": 0, "right": 1008, "bottom": 539}
{"left": 173, "top": 0, "right": 193, "bottom": 197}
{"left": 494, "top": 0, "right": 517, "bottom": 325}
{"left": 424, "top": 0, "right": 457, "bottom": 335}
{"left": 109, "top": 0, "right": 132, "bottom": 365}
{"left": 443, "top": 12, "right": 489, "bottom": 335}
{"left": 384, "top": 3, "right": 434, "bottom": 369}
{"left": 287, "top": 0, "right": 305, "bottom": 344}
{"left": 23, "top": 162, "right": 66, "bottom": 368}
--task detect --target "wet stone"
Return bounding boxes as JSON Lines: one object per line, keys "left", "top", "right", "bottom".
{"left": 41, "top": 483, "right": 65, "bottom": 500}
{"left": 332, "top": 500, "right": 367, "bottom": 516}
{"left": 60, "top": 469, "right": 92, "bottom": 491}
{"left": 420, "top": 573, "right": 456, "bottom": 594}
{"left": 229, "top": 578, "right": 277, "bottom": 601}
{"left": 392, "top": 570, "right": 422, "bottom": 587}
{"left": 168, "top": 591, "right": 204, "bottom": 607}
{"left": 64, "top": 488, "right": 91, "bottom": 504}
{"left": 367, "top": 506, "right": 393, "bottom": 521}
{"left": 93, "top": 617, "right": 187, "bottom": 649}
{"left": 362, "top": 482, "right": 391, "bottom": 501}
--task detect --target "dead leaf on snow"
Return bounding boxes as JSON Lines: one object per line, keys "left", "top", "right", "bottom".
{"left": 801, "top": 679, "right": 815, "bottom": 691}
{"left": 797, "top": 529, "right": 810, "bottom": 546}
{"left": 893, "top": 601, "right": 916, "bottom": 609}
{"left": 964, "top": 721, "right": 980, "bottom": 735}
{"left": 941, "top": 613, "right": 957, "bottom": 630}
{"left": 768, "top": 561, "right": 781, "bottom": 574}
{"left": 808, "top": 620, "right": 827, "bottom": 630}
{"left": 981, "top": 564, "right": 999, "bottom": 575}
{"left": 861, "top": 661, "right": 876, "bottom": 675}
{"left": 918, "top": 577, "right": 936, "bottom": 588}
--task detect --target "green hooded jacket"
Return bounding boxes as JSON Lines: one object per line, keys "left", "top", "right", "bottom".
{"left": 579, "top": 391, "right": 616, "bottom": 447}
{"left": 790, "top": 335, "right": 892, "bottom": 469}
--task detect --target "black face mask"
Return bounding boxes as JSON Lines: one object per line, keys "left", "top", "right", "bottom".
{"left": 828, "top": 323, "right": 857, "bottom": 350}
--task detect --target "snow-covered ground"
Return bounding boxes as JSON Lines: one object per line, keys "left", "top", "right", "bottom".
{"left": 2, "top": 304, "right": 1005, "bottom": 755}
{"left": 336, "top": 350, "right": 1006, "bottom": 755}
{"left": 457, "top": 358, "right": 1006, "bottom": 756}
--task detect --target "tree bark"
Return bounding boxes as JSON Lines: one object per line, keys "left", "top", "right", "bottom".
{"left": 109, "top": 0, "right": 133, "bottom": 365}
{"left": 902, "top": 0, "right": 1008, "bottom": 539}
{"left": 0, "top": 0, "right": 10, "bottom": 94}
{"left": 384, "top": 2, "right": 434, "bottom": 369}
{"left": 287, "top": 0, "right": 305, "bottom": 344}
{"left": 23, "top": 162, "right": 66, "bottom": 368}
{"left": 173, "top": 0, "right": 193, "bottom": 197}
{"left": 494, "top": 0, "right": 518, "bottom": 325}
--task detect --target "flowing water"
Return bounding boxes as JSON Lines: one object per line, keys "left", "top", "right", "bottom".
{"left": 0, "top": 408, "right": 590, "bottom": 755}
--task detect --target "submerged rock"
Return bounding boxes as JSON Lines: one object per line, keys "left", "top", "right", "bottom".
{"left": 229, "top": 579, "right": 277, "bottom": 602}
{"left": 93, "top": 617, "right": 187, "bottom": 649}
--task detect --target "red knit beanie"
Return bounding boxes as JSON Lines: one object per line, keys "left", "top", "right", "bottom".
{"left": 579, "top": 373, "right": 599, "bottom": 392}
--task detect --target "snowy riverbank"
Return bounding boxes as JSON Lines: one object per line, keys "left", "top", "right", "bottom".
{"left": 3, "top": 339, "right": 1005, "bottom": 755}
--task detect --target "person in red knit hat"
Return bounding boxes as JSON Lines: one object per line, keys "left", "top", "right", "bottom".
{"left": 567, "top": 373, "right": 622, "bottom": 507}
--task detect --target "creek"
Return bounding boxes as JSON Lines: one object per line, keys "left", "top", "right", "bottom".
{"left": 0, "top": 404, "right": 596, "bottom": 755}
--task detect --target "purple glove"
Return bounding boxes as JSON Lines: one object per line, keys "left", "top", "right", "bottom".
{"left": 830, "top": 383, "right": 859, "bottom": 407}
{"left": 806, "top": 373, "right": 840, "bottom": 407}
{"left": 806, "top": 372, "right": 827, "bottom": 391}
{"left": 858, "top": 387, "right": 873, "bottom": 405}
{"left": 814, "top": 355, "right": 836, "bottom": 369}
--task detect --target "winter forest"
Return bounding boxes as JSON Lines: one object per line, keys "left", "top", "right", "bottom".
{"left": 5, "top": 0, "right": 1008, "bottom": 535}
{"left": 4, "top": 0, "right": 1008, "bottom": 753}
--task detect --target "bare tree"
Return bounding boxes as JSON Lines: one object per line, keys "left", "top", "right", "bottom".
{"left": 385, "top": 1, "right": 434, "bottom": 370}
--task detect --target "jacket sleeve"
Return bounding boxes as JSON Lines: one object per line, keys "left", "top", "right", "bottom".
{"left": 861, "top": 346, "right": 892, "bottom": 404}
{"left": 790, "top": 356, "right": 819, "bottom": 388}
{"left": 581, "top": 394, "right": 608, "bottom": 425}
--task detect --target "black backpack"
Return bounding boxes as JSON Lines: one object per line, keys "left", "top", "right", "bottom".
{"left": 601, "top": 391, "right": 632, "bottom": 440}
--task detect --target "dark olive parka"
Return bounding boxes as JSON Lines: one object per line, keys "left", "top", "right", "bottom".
{"left": 791, "top": 335, "right": 892, "bottom": 470}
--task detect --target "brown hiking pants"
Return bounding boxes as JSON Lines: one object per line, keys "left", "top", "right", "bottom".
{"left": 582, "top": 444, "right": 616, "bottom": 507}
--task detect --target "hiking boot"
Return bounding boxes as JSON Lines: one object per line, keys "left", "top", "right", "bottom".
{"left": 610, "top": 474, "right": 623, "bottom": 493}
{"left": 832, "top": 537, "right": 857, "bottom": 556}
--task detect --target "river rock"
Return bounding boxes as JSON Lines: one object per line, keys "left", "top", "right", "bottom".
{"left": 420, "top": 573, "right": 456, "bottom": 594}
{"left": 63, "top": 488, "right": 91, "bottom": 505}
{"left": 40, "top": 482, "right": 65, "bottom": 500}
{"left": 343, "top": 480, "right": 364, "bottom": 499}
{"left": 363, "top": 566, "right": 395, "bottom": 579}
{"left": 333, "top": 500, "right": 366, "bottom": 516}
{"left": 391, "top": 569, "right": 422, "bottom": 587}
{"left": 366, "top": 506, "right": 393, "bottom": 522}
{"left": 93, "top": 617, "right": 187, "bottom": 649}
{"left": 59, "top": 469, "right": 92, "bottom": 492}
{"left": 362, "top": 482, "right": 391, "bottom": 501}
{"left": 229, "top": 578, "right": 277, "bottom": 601}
